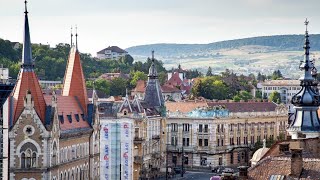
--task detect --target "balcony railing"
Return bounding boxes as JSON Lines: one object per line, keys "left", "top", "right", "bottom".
{"left": 152, "top": 135, "right": 160, "bottom": 140}
{"left": 134, "top": 137, "right": 143, "bottom": 144}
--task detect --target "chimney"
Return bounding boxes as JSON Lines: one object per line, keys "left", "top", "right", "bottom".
{"left": 290, "top": 148, "right": 303, "bottom": 177}
{"left": 237, "top": 166, "right": 249, "bottom": 180}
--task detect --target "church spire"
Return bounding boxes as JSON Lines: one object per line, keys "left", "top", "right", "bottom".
{"left": 22, "top": 0, "right": 33, "bottom": 68}
{"left": 287, "top": 19, "right": 320, "bottom": 139}
{"left": 10, "top": 1, "right": 46, "bottom": 124}
{"left": 62, "top": 30, "right": 88, "bottom": 113}
{"left": 144, "top": 50, "right": 164, "bottom": 109}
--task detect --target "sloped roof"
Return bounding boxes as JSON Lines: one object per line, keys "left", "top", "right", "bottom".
{"left": 161, "top": 84, "right": 181, "bottom": 93}
{"left": 97, "top": 46, "right": 127, "bottom": 54}
{"left": 261, "top": 80, "right": 300, "bottom": 86}
{"left": 133, "top": 80, "right": 146, "bottom": 92}
{"left": 166, "top": 101, "right": 208, "bottom": 113}
{"left": 12, "top": 70, "right": 47, "bottom": 124}
{"left": 62, "top": 47, "right": 88, "bottom": 113}
{"left": 166, "top": 72, "right": 183, "bottom": 86}
{"left": 44, "top": 95, "right": 90, "bottom": 131}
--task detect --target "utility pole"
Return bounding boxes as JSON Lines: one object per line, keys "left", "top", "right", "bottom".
{"left": 181, "top": 146, "right": 184, "bottom": 177}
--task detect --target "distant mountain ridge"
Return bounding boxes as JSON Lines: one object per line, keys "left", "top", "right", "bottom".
{"left": 126, "top": 34, "right": 320, "bottom": 57}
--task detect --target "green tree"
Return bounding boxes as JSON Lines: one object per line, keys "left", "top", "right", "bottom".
{"left": 130, "top": 71, "right": 147, "bottom": 86}
{"left": 232, "top": 90, "right": 252, "bottom": 102}
{"left": 206, "top": 66, "right": 213, "bottom": 76}
{"left": 110, "top": 77, "right": 128, "bottom": 96}
{"left": 256, "top": 90, "right": 262, "bottom": 99}
{"left": 269, "top": 91, "right": 281, "bottom": 103}
{"left": 120, "top": 54, "right": 134, "bottom": 65}
{"left": 186, "top": 69, "right": 202, "bottom": 79}
{"left": 86, "top": 79, "right": 111, "bottom": 95}
{"left": 158, "top": 71, "right": 167, "bottom": 85}
{"left": 271, "top": 70, "right": 283, "bottom": 80}
{"left": 191, "top": 77, "right": 229, "bottom": 100}
{"left": 191, "top": 79, "right": 202, "bottom": 97}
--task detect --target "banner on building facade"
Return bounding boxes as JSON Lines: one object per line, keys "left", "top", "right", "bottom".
{"left": 121, "top": 122, "right": 132, "bottom": 180}
{"left": 100, "top": 123, "right": 110, "bottom": 180}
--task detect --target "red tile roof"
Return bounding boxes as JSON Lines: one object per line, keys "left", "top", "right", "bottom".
{"left": 161, "top": 84, "right": 181, "bottom": 93}
{"left": 167, "top": 72, "right": 183, "bottom": 86}
{"left": 44, "top": 95, "right": 90, "bottom": 131}
{"left": 11, "top": 70, "right": 46, "bottom": 123}
{"left": 62, "top": 47, "right": 88, "bottom": 113}
{"left": 133, "top": 80, "right": 146, "bottom": 92}
{"left": 165, "top": 101, "right": 208, "bottom": 113}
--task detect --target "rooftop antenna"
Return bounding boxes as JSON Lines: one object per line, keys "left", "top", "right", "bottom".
{"left": 71, "top": 26, "right": 73, "bottom": 47}
{"left": 305, "top": 18, "right": 309, "bottom": 32}
{"left": 151, "top": 50, "right": 155, "bottom": 62}
{"left": 75, "top": 25, "right": 78, "bottom": 50}
{"left": 24, "top": 0, "right": 28, "bottom": 14}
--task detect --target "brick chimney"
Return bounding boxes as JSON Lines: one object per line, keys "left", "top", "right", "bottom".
{"left": 237, "top": 166, "right": 249, "bottom": 180}
{"left": 290, "top": 148, "right": 303, "bottom": 177}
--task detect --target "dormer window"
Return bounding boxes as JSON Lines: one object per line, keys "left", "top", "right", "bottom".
{"left": 75, "top": 114, "right": 80, "bottom": 122}
{"left": 67, "top": 115, "right": 72, "bottom": 123}
{"left": 124, "top": 111, "right": 127, "bottom": 115}
{"left": 58, "top": 115, "right": 64, "bottom": 124}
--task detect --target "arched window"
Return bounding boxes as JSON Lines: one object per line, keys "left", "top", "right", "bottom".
{"left": 20, "top": 142, "right": 38, "bottom": 168}
{"left": 60, "top": 173, "right": 63, "bottom": 180}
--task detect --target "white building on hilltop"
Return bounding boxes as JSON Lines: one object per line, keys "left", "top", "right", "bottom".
{"left": 97, "top": 46, "right": 128, "bottom": 60}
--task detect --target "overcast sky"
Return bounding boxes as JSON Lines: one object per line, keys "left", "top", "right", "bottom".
{"left": 0, "top": 0, "right": 319, "bottom": 55}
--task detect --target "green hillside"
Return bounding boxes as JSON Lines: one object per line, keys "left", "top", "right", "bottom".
{"left": 126, "top": 34, "right": 320, "bottom": 58}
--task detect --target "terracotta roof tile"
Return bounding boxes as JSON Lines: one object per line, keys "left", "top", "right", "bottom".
{"left": 62, "top": 47, "right": 88, "bottom": 113}
{"left": 161, "top": 84, "right": 181, "bottom": 93}
{"left": 11, "top": 70, "right": 46, "bottom": 123}
{"left": 167, "top": 72, "right": 183, "bottom": 86}
{"left": 133, "top": 80, "right": 146, "bottom": 92}
{"left": 165, "top": 101, "right": 208, "bottom": 113}
{"left": 44, "top": 95, "right": 90, "bottom": 131}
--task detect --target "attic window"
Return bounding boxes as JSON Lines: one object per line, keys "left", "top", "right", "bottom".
{"left": 58, "top": 115, "right": 64, "bottom": 124}
{"left": 67, "top": 115, "right": 72, "bottom": 123}
{"left": 75, "top": 114, "right": 80, "bottom": 122}
{"left": 81, "top": 114, "right": 85, "bottom": 121}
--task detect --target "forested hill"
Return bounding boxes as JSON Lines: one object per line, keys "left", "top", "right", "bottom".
{"left": 126, "top": 34, "right": 320, "bottom": 57}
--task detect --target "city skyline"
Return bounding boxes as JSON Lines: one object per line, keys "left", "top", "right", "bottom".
{"left": 1, "top": 0, "right": 320, "bottom": 55}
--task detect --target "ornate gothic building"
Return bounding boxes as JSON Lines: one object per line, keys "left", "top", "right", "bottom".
{"left": 3, "top": 2, "right": 100, "bottom": 179}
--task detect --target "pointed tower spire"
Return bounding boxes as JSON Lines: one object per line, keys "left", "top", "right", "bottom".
{"left": 75, "top": 25, "right": 78, "bottom": 50}
{"left": 10, "top": 1, "right": 46, "bottom": 124}
{"left": 22, "top": 0, "right": 33, "bottom": 68}
{"left": 144, "top": 50, "right": 164, "bottom": 108}
{"left": 287, "top": 19, "right": 320, "bottom": 139}
{"left": 71, "top": 26, "right": 73, "bottom": 47}
{"left": 62, "top": 30, "right": 88, "bottom": 113}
